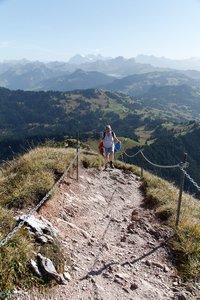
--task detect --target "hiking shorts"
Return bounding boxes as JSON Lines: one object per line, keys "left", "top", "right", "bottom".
{"left": 104, "top": 146, "right": 114, "bottom": 156}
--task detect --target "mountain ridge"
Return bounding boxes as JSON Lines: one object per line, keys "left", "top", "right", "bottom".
{"left": 1, "top": 56, "right": 200, "bottom": 99}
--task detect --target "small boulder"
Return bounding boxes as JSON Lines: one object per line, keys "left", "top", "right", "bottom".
{"left": 37, "top": 253, "right": 66, "bottom": 285}
{"left": 30, "top": 259, "right": 42, "bottom": 277}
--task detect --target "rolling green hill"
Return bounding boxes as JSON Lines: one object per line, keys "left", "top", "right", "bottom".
{"left": 0, "top": 86, "right": 196, "bottom": 147}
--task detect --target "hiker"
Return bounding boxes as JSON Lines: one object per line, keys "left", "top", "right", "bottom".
{"left": 100, "top": 125, "right": 120, "bottom": 169}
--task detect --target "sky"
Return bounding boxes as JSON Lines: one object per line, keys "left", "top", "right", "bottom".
{"left": 0, "top": 0, "right": 200, "bottom": 62}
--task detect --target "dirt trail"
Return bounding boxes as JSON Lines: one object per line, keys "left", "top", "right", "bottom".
{"left": 30, "top": 167, "right": 194, "bottom": 300}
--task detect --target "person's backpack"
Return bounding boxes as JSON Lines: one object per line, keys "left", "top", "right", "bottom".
{"left": 103, "top": 131, "right": 115, "bottom": 139}
{"left": 98, "top": 141, "right": 104, "bottom": 156}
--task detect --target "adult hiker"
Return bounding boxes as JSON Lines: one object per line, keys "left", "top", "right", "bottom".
{"left": 100, "top": 125, "right": 120, "bottom": 169}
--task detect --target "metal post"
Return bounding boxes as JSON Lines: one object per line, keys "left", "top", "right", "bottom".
{"left": 176, "top": 153, "right": 187, "bottom": 228}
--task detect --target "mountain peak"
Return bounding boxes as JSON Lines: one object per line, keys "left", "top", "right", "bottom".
{"left": 68, "top": 54, "right": 110, "bottom": 64}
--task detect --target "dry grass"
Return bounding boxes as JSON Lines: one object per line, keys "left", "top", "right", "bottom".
{"left": 80, "top": 152, "right": 104, "bottom": 170}
{"left": 0, "top": 206, "right": 35, "bottom": 290}
{"left": 114, "top": 160, "right": 141, "bottom": 176}
{"left": 0, "top": 147, "right": 76, "bottom": 292}
{"left": 0, "top": 147, "right": 75, "bottom": 208}
{"left": 140, "top": 170, "right": 200, "bottom": 280}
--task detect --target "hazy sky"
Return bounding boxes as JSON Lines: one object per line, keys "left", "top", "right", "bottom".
{"left": 0, "top": 0, "right": 200, "bottom": 62}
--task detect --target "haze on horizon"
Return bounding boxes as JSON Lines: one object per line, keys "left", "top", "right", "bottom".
{"left": 0, "top": 0, "right": 200, "bottom": 62}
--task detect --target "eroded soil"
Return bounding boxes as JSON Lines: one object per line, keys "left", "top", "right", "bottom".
{"left": 27, "top": 167, "right": 198, "bottom": 300}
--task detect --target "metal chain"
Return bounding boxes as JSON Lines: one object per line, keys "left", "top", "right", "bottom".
{"left": 123, "top": 149, "right": 142, "bottom": 158}
{"left": 179, "top": 166, "right": 200, "bottom": 197}
{"left": 123, "top": 149, "right": 180, "bottom": 169}
{"left": 0, "top": 151, "right": 79, "bottom": 248}
{"left": 140, "top": 151, "right": 180, "bottom": 169}
{"left": 123, "top": 146, "right": 200, "bottom": 199}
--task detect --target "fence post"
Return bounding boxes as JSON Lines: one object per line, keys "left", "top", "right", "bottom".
{"left": 141, "top": 167, "right": 144, "bottom": 178}
{"left": 176, "top": 153, "right": 187, "bottom": 228}
{"left": 76, "top": 139, "right": 79, "bottom": 181}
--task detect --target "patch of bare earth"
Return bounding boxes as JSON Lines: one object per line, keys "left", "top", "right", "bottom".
{"left": 29, "top": 167, "right": 195, "bottom": 300}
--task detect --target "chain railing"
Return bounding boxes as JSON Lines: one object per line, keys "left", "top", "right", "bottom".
{"left": 140, "top": 150, "right": 181, "bottom": 169}
{"left": 123, "top": 149, "right": 142, "bottom": 158}
{"left": 0, "top": 150, "right": 80, "bottom": 249}
{"left": 179, "top": 166, "right": 200, "bottom": 198}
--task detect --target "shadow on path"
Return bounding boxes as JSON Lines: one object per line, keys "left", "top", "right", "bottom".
{"left": 81, "top": 235, "right": 174, "bottom": 280}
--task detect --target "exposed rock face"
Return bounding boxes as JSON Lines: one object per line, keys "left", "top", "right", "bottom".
{"left": 16, "top": 215, "right": 58, "bottom": 237}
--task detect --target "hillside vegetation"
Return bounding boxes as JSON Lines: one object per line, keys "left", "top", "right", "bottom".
{"left": 1, "top": 87, "right": 200, "bottom": 196}
{"left": 125, "top": 121, "right": 200, "bottom": 197}
{"left": 0, "top": 87, "right": 198, "bottom": 154}
{"left": 0, "top": 147, "right": 77, "bottom": 291}
{"left": 141, "top": 168, "right": 200, "bottom": 280}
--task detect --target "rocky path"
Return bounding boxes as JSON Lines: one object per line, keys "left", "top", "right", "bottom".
{"left": 30, "top": 167, "right": 193, "bottom": 300}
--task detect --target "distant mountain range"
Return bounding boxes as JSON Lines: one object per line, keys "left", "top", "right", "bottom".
{"left": 104, "top": 70, "right": 200, "bottom": 94}
{"left": 67, "top": 54, "right": 200, "bottom": 72}
{"left": 36, "top": 69, "right": 115, "bottom": 91}
{"left": 0, "top": 56, "right": 162, "bottom": 90}
{"left": 68, "top": 54, "right": 111, "bottom": 64}
{"left": 1, "top": 54, "right": 200, "bottom": 120}
{"left": 135, "top": 54, "right": 200, "bottom": 71}
{"left": 67, "top": 54, "right": 200, "bottom": 71}
{"left": 0, "top": 55, "right": 200, "bottom": 91}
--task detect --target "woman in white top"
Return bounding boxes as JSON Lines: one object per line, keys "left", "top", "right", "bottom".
{"left": 100, "top": 125, "right": 120, "bottom": 169}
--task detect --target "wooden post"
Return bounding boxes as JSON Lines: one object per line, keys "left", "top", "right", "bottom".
{"left": 124, "top": 139, "right": 127, "bottom": 164}
{"left": 76, "top": 139, "right": 79, "bottom": 181}
{"left": 176, "top": 153, "right": 187, "bottom": 228}
{"left": 141, "top": 167, "right": 144, "bottom": 178}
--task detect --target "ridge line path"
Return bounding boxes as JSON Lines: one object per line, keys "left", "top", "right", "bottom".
{"left": 31, "top": 167, "right": 190, "bottom": 300}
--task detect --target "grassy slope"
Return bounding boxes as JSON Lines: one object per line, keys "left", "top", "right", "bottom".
{"left": 0, "top": 147, "right": 76, "bottom": 291}
{"left": 142, "top": 170, "right": 200, "bottom": 280}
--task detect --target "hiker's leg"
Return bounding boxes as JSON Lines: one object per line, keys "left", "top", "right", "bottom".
{"left": 109, "top": 146, "right": 115, "bottom": 168}
{"left": 109, "top": 153, "right": 114, "bottom": 168}
{"left": 104, "top": 148, "right": 109, "bottom": 168}
{"left": 110, "top": 144, "right": 115, "bottom": 162}
{"left": 110, "top": 153, "right": 114, "bottom": 161}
